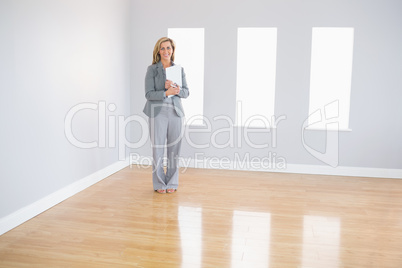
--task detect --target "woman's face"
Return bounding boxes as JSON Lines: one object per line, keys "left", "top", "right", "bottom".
{"left": 159, "top": 41, "right": 173, "bottom": 61}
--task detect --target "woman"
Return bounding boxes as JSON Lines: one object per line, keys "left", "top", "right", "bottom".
{"left": 143, "top": 37, "right": 189, "bottom": 194}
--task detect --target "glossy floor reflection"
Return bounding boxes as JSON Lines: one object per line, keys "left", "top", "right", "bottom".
{"left": 302, "top": 216, "right": 340, "bottom": 268}
{"left": 231, "top": 211, "right": 271, "bottom": 267}
{"left": 0, "top": 166, "right": 402, "bottom": 267}
{"left": 179, "top": 206, "right": 202, "bottom": 268}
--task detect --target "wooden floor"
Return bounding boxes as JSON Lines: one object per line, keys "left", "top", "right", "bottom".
{"left": 1, "top": 166, "right": 402, "bottom": 267}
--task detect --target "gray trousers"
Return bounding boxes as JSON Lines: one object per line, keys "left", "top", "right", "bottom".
{"left": 149, "top": 100, "right": 183, "bottom": 190}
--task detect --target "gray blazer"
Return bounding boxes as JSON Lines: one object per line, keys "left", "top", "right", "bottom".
{"left": 143, "top": 61, "right": 189, "bottom": 118}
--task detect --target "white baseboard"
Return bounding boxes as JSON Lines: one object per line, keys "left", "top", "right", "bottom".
{"left": 278, "top": 163, "right": 402, "bottom": 179}
{"left": 0, "top": 159, "right": 129, "bottom": 236}
{"left": 129, "top": 154, "right": 402, "bottom": 179}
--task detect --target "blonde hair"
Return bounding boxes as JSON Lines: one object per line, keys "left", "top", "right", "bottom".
{"left": 152, "top": 37, "right": 176, "bottom": 64}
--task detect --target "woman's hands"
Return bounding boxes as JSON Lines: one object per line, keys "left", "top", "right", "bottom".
{"left": 164, "top": 80, "right": 173, "bottom": 90}
{"left": 165, "top": 79, "right": 180, "bottom": 96}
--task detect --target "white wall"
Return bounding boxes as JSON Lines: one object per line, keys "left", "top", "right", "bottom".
{"left": 0, "top": 0, "right": 131, "bottom": 219}
{"left": 130, "top": 0, "right": 402, "bottom": 171}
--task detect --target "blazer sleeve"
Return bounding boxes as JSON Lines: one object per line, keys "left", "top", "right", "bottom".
{"left": 177, "top": 67, "right": 189, "bottom": 99}
{"left": 145, "top": 65, "right": 165, "bottom": 101}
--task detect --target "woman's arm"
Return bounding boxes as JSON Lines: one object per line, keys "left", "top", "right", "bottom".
{"left": 176, "top": 67, "right": 189, "bottom": 99}
{"left": 144, "top": 65, "right": 165, "bottom": 100}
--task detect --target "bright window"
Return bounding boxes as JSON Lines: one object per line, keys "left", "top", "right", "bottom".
{"left": 168, "top": 28, "right": 205, "bottom": 125}
{"left": 236, "top": 28, "right": 277, "bottom": 128}
{"left": 308, "top": 27, "right": 354, "bottom": 130}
